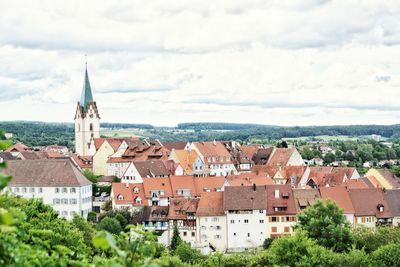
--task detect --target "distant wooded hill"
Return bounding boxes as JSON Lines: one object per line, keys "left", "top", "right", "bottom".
{"left": 1, "top": 121, "right": 400, "bottom": 149}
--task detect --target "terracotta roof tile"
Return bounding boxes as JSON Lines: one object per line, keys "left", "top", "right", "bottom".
{"left": 224, "top": 185, "right": 267, "bottom": 211}
{"left": 192, "top": 141, "right": 231, "bottom": 164}
{"left": 142, "top": 177, "right": 173, "bottom": 198}
{"left": 292, "top": 189, "right": 321, "bottom": 212}
{"left": 266, "top": 184, "right": 297, "bottom": 215}
{"left": 319, "top": 186, "right": 355, "bottom": 213}
{"left": 168, "top": 197, "right": 200, "bottom": 220}
{"left": 194, "top": 176, "right": 225, "bottom": 195}
{"left": 349, "top": 188, "right": 391, "bottom": 218}
{"left": 112, "top": 182, "right": 146, "bottom": 206}
{"left": 172, "top": 149, "right": 199, "bottom": 173}
{"left": 225, "top": 173, "right": 274, "bottom": 187}
{"left": 197, "top": 191, "right": 224, "bottom": 216}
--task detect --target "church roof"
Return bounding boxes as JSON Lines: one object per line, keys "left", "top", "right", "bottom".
{"left": 80, "top": 66, "right": 94, "bottom": 109}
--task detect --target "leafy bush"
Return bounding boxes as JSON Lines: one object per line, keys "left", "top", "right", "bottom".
{"left": 96, "top": 217, "right": 122, "bottom": 235}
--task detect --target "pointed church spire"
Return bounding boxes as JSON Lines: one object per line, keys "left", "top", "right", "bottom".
{"left": 80, "top": 61, "right": 94, "bottom": 109}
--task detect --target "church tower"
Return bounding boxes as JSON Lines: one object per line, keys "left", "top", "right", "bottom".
{"left": 74, "top": 64, "right": 100, "bottom": 156}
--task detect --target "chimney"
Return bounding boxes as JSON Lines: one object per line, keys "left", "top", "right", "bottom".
{"left": 213, "top": 140, "right": 217, "bottom": 146}
{"left": 125, "top": 183, "right": 129, "bottom": 188}
{"left": 253, "top": 183, "right": 256, "bottom": 191}
{"left": 275, "top": 189, "right": 279, "bottom": 199}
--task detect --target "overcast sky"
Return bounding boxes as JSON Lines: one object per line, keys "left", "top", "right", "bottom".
{"left": 1, "top": 0, "right": 400, "bottom": 126}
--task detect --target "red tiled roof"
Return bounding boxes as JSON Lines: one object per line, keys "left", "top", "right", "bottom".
{"left": 267, "top": 148, "right": 296, "bottom": 167}
{"left": 6, "top": 143, "right": 29, "bottom": 153}
{"left": 169, "top": 176, "right": 196, "bottom": 196}
{"left": 319, "top": 186, "right": 355, "bottom": 214}
{"left": 192, "top": 141, "right": 231, "bottom": 164}
{"left": 168, "top": 197, "right": 200, "bottom": 220}
{"left": 266, "top": 184, "right": 297, "bottom": 215}
{"left": 112, "top": 182, "right": 146, "bottom": 206}
{"left": 349, "top": 188, "right": 391, "bottom": 218}
{"left": 142, "top": 177, "right": 173, "bottom": 198}
{"left": 196, "top": 191, "right": 224, "bottom": 216}
{"left": 194, "top": 176, "right": 225, "bottom": 196}
{"left": 226, "top": 172, "right": 274, "bottom": 187}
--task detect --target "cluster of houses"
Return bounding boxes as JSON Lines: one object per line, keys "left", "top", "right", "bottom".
{"left": 2, "top": 66, "right": 400, "bottom": 253}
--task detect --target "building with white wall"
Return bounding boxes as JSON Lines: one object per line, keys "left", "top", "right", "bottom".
{"left": 4, "top": 159, "right": 92, "bottom": 220}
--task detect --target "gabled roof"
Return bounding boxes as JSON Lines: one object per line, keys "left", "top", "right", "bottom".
{"left": 168, "top": 197, "right": 200, "bottom": 220}
{"left": 192, "top": 141, "right": 231, "bottom": 163}
{"left": 266, "top": 148, "right": 297, "bottom": 167}
{"left": 252, "top": 147, "right": 274, "bottom": 165}
{"left": 266, "top": 184, "right": 297, "bottom": 215}
{"left": 142, "top": 177, "right": 173, "bottom": 198}
{"left": 345, "top": 178, "right": 373, "bottom": 189}
{"left": 319, "top": 186, "right": 355, "bottom": 214}
{"left": 194, "top": 176, "right": 225, "bottom": 196}
{"left": 241, "top": 145, "right": 263, "bottom": 161}
{"left": 112, "top": 182, "right": 145, "bottom": 206}
{"left": 197, "top": 191, "right": 224, "bottom": 216}
{"left": 292, "top": 189, "right": 321, "bottom": 212}
{"left": 384, "top": 189, "right": 400, "bottom": 217}
{"left": 172, "top": 149, "right": 199, "bottom": 173}
{"left": 142, "top": 206, "right": 169, "bottom": 222}
{"left": 224, "top": 185, "right": 267, "bottom": 211}
{"left": 6, "top": 143, "right": 29, "bottom": 153}
{"left": 162, "top": 142, "right": 188, "bottom": 151}
{"left": 4, "top": 159, "right": 92, "bottom": 187}
{"left": 349, "top": 188, "right": 391, "bottom": 218}
{"left": 225, "top": 172, "right": 274, "bottom": 187}
{"left": 169, "top": 176, "right": 196, "bottom": 196}
{"left": 133, "top": 160, "right": 171, "bottom": 178}
{"left": 375, "top": 169, "right": 400, "bottom": 188}
{"left": 0, "top": 151, "right": 16, "bottom": 161}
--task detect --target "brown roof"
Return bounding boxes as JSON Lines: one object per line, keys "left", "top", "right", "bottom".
{"left": 162, "top": 142, "right": 188, "bottom": 151}
{"left": 6, "top": 143, "right": 29, "bottom": 153}
{"left": 4, "top": 159, "right": 92, "bottom": 187}
{"left": 0, "top": 152, "right": 16, "bottom": 161}
{"left": 168, "top": 197, "right": 200, "bottom": 220}
{"left": 292, "top": 189, "right": 321, "bottom": 212}
{"left": 376, "top": 169, "right": 400, "bottom": 188}
{"left": 266, "top": 184, "right": 297, "bottom": 215}
{"left": 224, "top": 185, "right": 267, "bottom": 211}
{"left": 94, "top": 138, "right": 107, "bottom": 150}
{"left": 197, "top": 191, "right": 224, "bottom": 216}
{"left": 252, "top": 147, "right": 274, "bottom": 165}
{"left": 112, "top": 182, "right": 145, "bottom": 206}
{"left": 71, "top": 155, "right": 93, "bottom": 169}
{"left": 384, "top": 189, "right": 400, "bottom": 216}
{"left": 142, "top": 206, "right": 169, "bottom": 221}
{"left": 241, "top": 145, "right": 263, "bottom": 161}
{"left": 349, "top": 188, "right": 391, "bottom": 218}
{"left": 122, "top": 145, "right": 170, "bottom": 161}
{"left": 345, "top": 178, "right": 372, "bottom": 189}
{"left": 192, "top": 141, "right": 231, "bottom": 164}
{"left": 319, "top": 187, "right": 355, "bottom": 213}
{"left": 133, "top": 160, "right": 171, "bottom": 178}
{"left": 98, "top": 176, "right": 115, "bottom": 183}
{"left": 225, "top": 172, "right": 274, "bottom": 187}
{"left": 142, "top": 177, "right": 173, "bottom": 198}
{"left": 267, "top": 148, "right": 297, "bottom": 167}
{"left": 19, "top": 151, "right": 41, "bottom": 160}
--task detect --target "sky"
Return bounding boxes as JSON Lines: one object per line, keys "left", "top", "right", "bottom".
{"left": 1, "top": 0, "right": 400, "bottom": 127}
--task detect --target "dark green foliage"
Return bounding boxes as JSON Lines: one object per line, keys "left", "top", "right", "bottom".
{"left": 96, "top": 217, "right": 122, "bottom": 234}
{"left": 170, "top": 224, "right": 182, "bottom": 251}
{"left": 87, "top": 211, "right": 97, "bottom": 223}
{"left": 296, "top": 199, "right": 353, "bottom": 252}
{"left": 174, "top": 242, "right": 205, "bottom": 264}
{"left": 262, "top": 237, "right": 274, "bottom": 249}
{"left": 370, "top": 243, "right": 400, "bottom": 266}
{"left": 82, "top": 169, "right": 99, "bottom": 183}
{"left": 353, "top": 226, "right": 400, "bottom": 253}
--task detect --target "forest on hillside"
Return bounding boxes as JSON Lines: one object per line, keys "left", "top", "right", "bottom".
{"left": 1, "top": 121, "right": 400, "bottom": 149}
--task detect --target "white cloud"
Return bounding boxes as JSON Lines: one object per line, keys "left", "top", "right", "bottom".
{"left": 1, "top": 0, "right": 400, "bottom": 126}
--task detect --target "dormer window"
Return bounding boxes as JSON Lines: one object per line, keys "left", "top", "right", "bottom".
{"left": 377, "top": 204, "right": 384, "bottom": 212}
{"left": 135, "top": 197, "right": 142, "bottom": 204}
{"left": 117, "top": 194, "right": 124, "bottom": 200}
{"left": 133, "top": 187, "right": 139, "bottom": 193}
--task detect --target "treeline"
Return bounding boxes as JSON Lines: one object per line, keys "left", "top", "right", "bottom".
{"left": 0, "top": 121, "right": 75, "bottom": 149}
{"left": 101, "top": 122, "right": 154, "bottom": 129}
{"left": 177, "top": 122, "right": 270, "bottom": 130}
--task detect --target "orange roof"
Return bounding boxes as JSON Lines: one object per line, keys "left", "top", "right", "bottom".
{"left": 226, "top": 173, "right": 274, "bottom": 187}
{"left": 365, "top": 175, "right": 383, "bottom": 188}
{"left": 169, "top": 176, "right": 196, "bottom": 196}
{"left": 168, "top": 198, "right": 200, "bottom": 220}
{"left": 6, "top": 143, "right": 29, "bottom": 153}
{"left": 319, "top": 186, "right": 355, "bottom": 213}
{"left": 192, "top": 141, "right": 231, "bottom": 164}
{"left": 107, "top": 157, "right": 134, "bottom": 163}
{"left": 241, "top": 145, "right": 262, "bottom": 160}
{"left": 173, "top": 149, "right": 198, "bottom": 173}
{"left": 266, "top": 184, "right": 297, "bottom": 215}
{"left": 142, "top": 177, "right": 173, "bottom": 198}
{"left": 196, "top": 191, "right": 224, "bottom": 216}
{"left": 345, "top": 178, "right": 371, "bottom": 189}
{"left": 112, "top": 182, "right": 146, "bottom": 206}
{"left": 194, "top": 176, "right": 225, "bottom": 195}
{"left": 94, "top": 138, "right": 107, "bottom": 150}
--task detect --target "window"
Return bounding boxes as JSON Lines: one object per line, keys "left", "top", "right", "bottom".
{"left": 55, "top": 188, "right": 60, "bottom": 193}
{"left": 14, "top": 187, "right": 19, "bottom": 193}
{"left": 271, "top": 227, "right": 277, "bottom": 233}
{"left": 53, "top": 198, "right": 60, "bottom": 204}
{"left": 244, "top": 219, "right": 249, "bottom": 223}
{"left": 230, "top": 219, "right": 235, "bottom": 224}
{"left": 38, "top": 188, "right": 43, "bottom": 193}
{"left": 70, "top": 199, "right": 77, "bottom": 204}
{"left": 284, "top": 226, "right": 290, "bottom": 233}
{"left": 61, "top": 198, "right": 68, "bottom": 204}
{"left": 135, "top": 197, "right": 142, "bottom": 204}
{"left": 90, "top": 123, "right": 93, "bottom": 131}
{"left": 191, "top": 232, "right": 195, "bottom": 237}
{"left": 22, "top": 188, "right": 27, "bottom": 193}
{"left": 29, "top": 188, "right": 35, "bottom": 193}
{"left": 269, "top": 216, "right": 279, "bottom": 222}
{"left": 259, "top": 210, "right": 264, "bottom": 213}
{"left": 247, "top": 233, "right": 250, "bottom": 237}
{"left": 214, "top": 235, "right": 221, "bottom": 239}
{"left": 70, "top": 211, "right": 76, "bottom": 216}
{"left": 70, "top": 188, "right": 76, "bottom": 193}
{"left": 212, "top": 217, "right": 219, "bottom": 222}
{"left": 259, "top": 219, "right": 264, "bottom": 224}
{"left": 62, "top": 188, "right": 67, "bottom": 193}
{"left": 183, "top": 231, "right": 187, "bottom": 237}
{"left": 216, "top": 226, "right": 221, "bottom": 230}
{"left": 233, "top": 233, "right": 236, "bottom": 236}
{"left": 118, "top": 194, "right": 124, "bottom": 200}
{"left": 61, "top": 211, "right": 68, "bottom": 216}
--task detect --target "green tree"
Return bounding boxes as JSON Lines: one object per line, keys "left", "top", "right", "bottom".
{"left": 170, "top": 224, "right": 182, "bottom": 251}
{"left": 353, "top": 226, "right": 400, "bottom": 253}
{"left": 97, "top": 217, "right": 122, "bottom": 235}
{"left": 324, "top": 152, "right": 336, "bottom": 164}
{"left": 371, "top": 243, "right": 400, "bottom": 266}
{"left": 296, "top": 199, "right": 353, "bottom": 252}
{"left": 82, "top": 169, "right": 99, "bottom": 183}
{"left": 174, "top": 242, "right": 205, "bottom": 264}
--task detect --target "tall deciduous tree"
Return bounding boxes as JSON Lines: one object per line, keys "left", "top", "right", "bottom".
{"left": 296, "top": 199, "right": 353, "bottom": 252}
{"left": 170, "top": 224, "right": 182, "bottom": 251}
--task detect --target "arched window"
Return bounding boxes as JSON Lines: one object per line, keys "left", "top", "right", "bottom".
{"left": 89, "top": 123, "right": 93, "bottom": 131}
